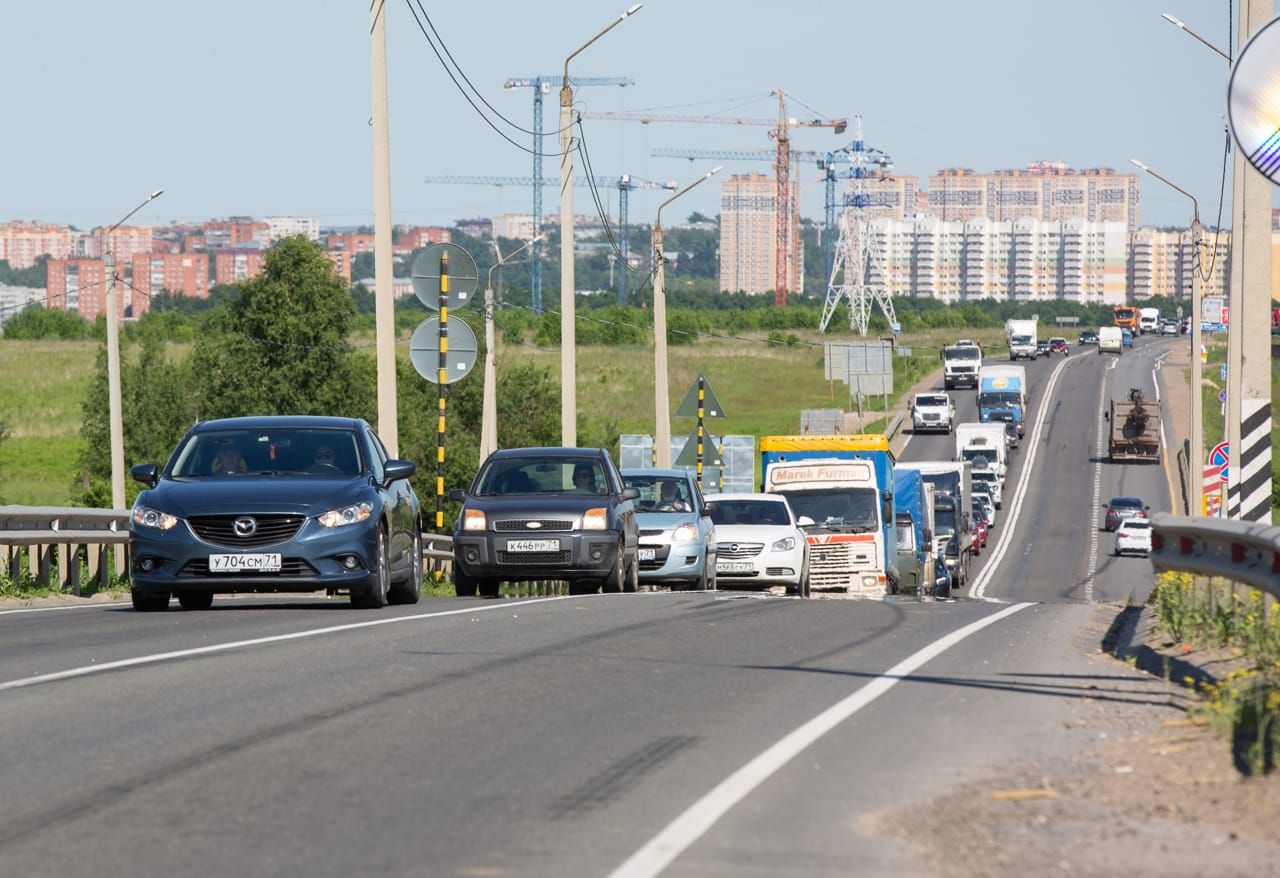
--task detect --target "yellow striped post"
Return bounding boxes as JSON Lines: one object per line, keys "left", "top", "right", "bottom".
{"left": 695, "top": 375, "right": 705, "bottom": 486}
{"left": 436, "top": 252, "right": 449, "bottom": 531}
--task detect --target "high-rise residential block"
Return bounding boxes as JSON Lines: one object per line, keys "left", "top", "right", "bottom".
{"left": 214, "top": 249, "right": 266, "bottom": 286}
{"left": 266, "top": 217, "right": 320, "bottom": 242}
{"left": 326, "top": 232, "right": 375, "bottom": 254}
{"left": 393, "top": 226, "right": 452, "bottom": 255}
{"left": 1129, "top": 227, "right": 1230, "bottom": 302}
{"left": 0, "top": 221, "right": 76, "bottom": 269}
{"left": 129, "top": 253, "right": 210, "bottom": 309}
{"left": 719, "top": 172, "right": 800, "bottom": 294}
{"left": 91, "top": 225, "right": 155, "bottom": 263}
{"left": 926, "top": 163, "right": 1140, "bottom": 232}
{"left": 46, "top": 259, "right": 113, "bottom": 319}
{"left": 325, "top": 250, "right": 353, "bottom": 282}
{"left": 204, "top": 218, "right": 270, "bottom": 250}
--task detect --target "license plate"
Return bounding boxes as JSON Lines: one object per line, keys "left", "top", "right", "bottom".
{"left": 638, "top": 547, "right": 657, "bottom": 561}
{"left": 209, "top": 553, "right": 282, "bottom": 573}
{"left": 506, "top": 539, "right": 560, "bottom": 552}
{"left": 717, "top": 561, "right": 755, "bottom": 573}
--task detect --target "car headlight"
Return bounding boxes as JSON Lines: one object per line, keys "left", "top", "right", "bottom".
{"left": 582, "top": 507, "right": 608, "bottom": 530}
{"left": 771, "top": 536, "right": 796, "bottom": 552}
{"left": 318, "top": 501, "right": 374, "bottom": 528}
{"left": 131, "top": 504, "right": 179, "bottom": 531}
{"left": 672, "top": 523, "right": 698, "bottom": 542}
{"left": 462, "top": 509, "right": 486, "bottom": 531}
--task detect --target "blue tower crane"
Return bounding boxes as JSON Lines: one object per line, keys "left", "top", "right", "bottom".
{"left": 503, "top": 75, "right": 634, "bottom": 312}
{"left": 423, "top": 174, "right": 675, "bottom": 305}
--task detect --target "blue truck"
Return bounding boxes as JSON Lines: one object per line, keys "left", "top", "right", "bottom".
{"left": 760, "top": 435, "right": 897, "bottom": 597}
{"left": 977, "top": 364, "right": 1027, "bottom": 438}
{"left": 892, "top": 468, "right": 936, "bottom": 597}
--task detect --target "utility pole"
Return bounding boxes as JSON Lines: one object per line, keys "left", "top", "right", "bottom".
{"left": 370, "top": 0, "right": 399, "bottom": 456}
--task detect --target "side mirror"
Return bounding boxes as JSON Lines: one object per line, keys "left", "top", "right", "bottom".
{"left": 382, "top": 459, "right": 416, "bottom": 485}
{"left": 703, "top": 501, "right": 718, "bottom": 518}
{"left": 1103, "top": 410, "right": 1110, "bottom": 421}
{"left": 131, "top": 463, "right": 159, "bottom": 488}
{"left": 797, "top": 515, "right": 815, "bottom": 527}
{"left": 447, "top": 488, "right": 466, "bottom": 502}
{"left": 620, "top": 486, "right": 640, "bottom": 501}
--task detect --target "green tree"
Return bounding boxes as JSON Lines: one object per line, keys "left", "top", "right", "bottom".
{"left": 189, "top": 236, "right": 375, "bottom": 421}
{"left": 2, "top": 304, "right": 91, "bottom": 340}
{"left": 0, "top": 256, "right": 49, "bottom": 288}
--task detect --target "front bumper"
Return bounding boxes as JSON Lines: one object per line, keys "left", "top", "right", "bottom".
{"left": 452, "top": 530, "right": 621, "bottom": 582}
{"left": 636, "top": 537, "right": 706, "bottom": 583}
{"left": 715, "top": 546, "right": 804, "bottom": 586}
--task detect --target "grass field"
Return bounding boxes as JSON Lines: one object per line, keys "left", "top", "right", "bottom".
{"left": 0, "top": 325, "right": 1007, "bottom": 507}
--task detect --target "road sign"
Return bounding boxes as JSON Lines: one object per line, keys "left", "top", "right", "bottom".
{"left": 1220, "top": 363, "right": 1228, "bottom": 383}
{"left": 675, "top": 375, "right": 726, "bottom": 419}
{"left": 411, "top": 243, "right": 479, "bottom": 311}
{"left": 1219, "top": 389, "right": 1227, "bottom": 403}
{"left": 409, "top": 316, "right": 478, "bottom": 384}
{"left": 674, "top": 428, "right": 722, "bottom": 467}
{"left": 1209, "top": 441, "right": 1230, "bottom": 480}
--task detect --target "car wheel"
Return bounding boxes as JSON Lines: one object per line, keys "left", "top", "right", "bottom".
{"left": 454, "top": 570, "right": 478, "bottom": 597}
{"left": 623, "top": 555, "right": 639, "bottom": 593}
{"left": 351, "top": 528, "right": 390, "bottom": 609}
{"left": 478, "top": 578, "right": 500, "bottom": 598}
{"left": 177, "top": 591, "right": 214, "bottom": 611}
{"left": 706, "top": 552, "right": 717, "bottom": 592}
{"left": 131, "top": 590, "right": 170, "bottom": 612}
{"left": 693, "top": 557, "right": 709, "bottom": 591}
{"left": 389, "top": 530, "right": 422, "bottom": 605}
{"left": 602, "top": 543, "right": 624, "bottom": 593}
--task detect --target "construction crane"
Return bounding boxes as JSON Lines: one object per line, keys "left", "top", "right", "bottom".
{"left": 503, "top": 75, "right": 635, "bottom": 313}
{"left": 820, "top": 117, "right": 898, "bottom": 337}
{"left": 423, "top": 174, "right": 675, "bottom": 306}
{"left": 582, "top": 92, "right": 847, "bottom": 305}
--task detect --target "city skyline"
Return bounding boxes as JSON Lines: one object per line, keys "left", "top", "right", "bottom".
{"left": 3, "top": 1, "right": 1259, "bottom": 237}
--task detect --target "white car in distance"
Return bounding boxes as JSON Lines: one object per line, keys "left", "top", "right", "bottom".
{"left": 1114, "top": 517, "right": 1153, "bottom": 557}
{"left": 706, "top": 493, "right": 808, "bottom": 593}
{"left": 970, "top": 469, "right": 1003, "bottom": 509}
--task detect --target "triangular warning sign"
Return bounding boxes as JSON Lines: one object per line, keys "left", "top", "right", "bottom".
{"left": 675, "top": 374, "right": 727, "bottom": 419}
{"left": 674, "top": 428, "right": 723, "bottom": 467}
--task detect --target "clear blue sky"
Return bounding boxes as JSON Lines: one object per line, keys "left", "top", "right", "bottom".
{"left": 2, "top": 1, "right": 1254, "bottom": 232}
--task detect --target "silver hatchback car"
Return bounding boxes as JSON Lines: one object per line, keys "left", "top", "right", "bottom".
{"left": 620, "top": 469, "right": 717, "bottom": 590}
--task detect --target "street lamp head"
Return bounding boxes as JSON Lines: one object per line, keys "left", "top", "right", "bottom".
{"left": 624, "top": 4, "right": 642, "bottom": 16}
{"left": 709, "top": 165, "right": 724, "bottom": 177}
{"left": 1161, "top": 12, "right": 1186, "bottom": 28}
{"left": 148, "top": 189, "right": 164, "bottom": 201}
{"left": 1129, "top": 159, "right": 1150, "bottom": 172}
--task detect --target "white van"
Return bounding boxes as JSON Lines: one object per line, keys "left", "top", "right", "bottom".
{"left": 1138, "top": 307, "right": 1160, "bottom": 334}
{"left": 1098, "top": 326, "right": 1123, "bottom": 354}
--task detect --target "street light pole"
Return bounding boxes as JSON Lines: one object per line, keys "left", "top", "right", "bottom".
{"left": 103, "top": 189, "right": 163, "bottom": 571}
{"left": 559, "top": 4, "right": 642, "bottom": 447}
{"left": 1132, "top": 160, "right": 1203, "bottom": 515}
{"left": 652, "top": 166, "right": 722, "bottom": 468}
{"left": 481, "top": 235, "right": 540, "bottom": 461}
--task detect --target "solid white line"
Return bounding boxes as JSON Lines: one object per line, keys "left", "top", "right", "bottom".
{"left": 0, "top": 595, "right": 588, "bottom": 692}
{"left": 606, "top": 601, "right": 1035, "bottom": 878}
{"left": 0, "top": 603, "right": 118, "bottom": 617}
{"left": 969, "top": 355, "right": 1076, "bottom": 599}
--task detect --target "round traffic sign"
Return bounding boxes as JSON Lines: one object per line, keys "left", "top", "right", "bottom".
{"left": 409, "top": 315, "right": 479, "bottom": 385}
{"left": 411, "top": 243, "right": 479, "bottom": 311}
{"left": 1209, "top": 441, "right": 1230, "bottom": 480}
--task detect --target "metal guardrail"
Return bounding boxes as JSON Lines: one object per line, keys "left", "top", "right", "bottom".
{"left": 0, "top": 505, "right": 130, "bottom": 594}
{"left": 886, "top": 414, "right": 904, "bottom": 441}
{"left": 1149, "top": 511, "right": 1280, "bottom": 601}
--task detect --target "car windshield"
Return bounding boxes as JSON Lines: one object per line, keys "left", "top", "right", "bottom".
{"left": 1050, "top": 338, "right": 1065, "bottom": 345}
{"left": 979, "top": 391, "right": 1021, "bottom": 408}
{"left": 934, "top": 504, "right": 957, "bottom": 536}
{"left": 708, "top": 499, "right": 791, "bottom": 526}
{"left": 1120, "top": 520, "right": 1151, "bottom": 530}
{"left": 169, "top": 428, "right": 363, "bottom": 478}
{"left": 946, "top": 347, "right": 981, "bottom": 361}
{"left": 1110, "top": 497, "right": 1144, "bottom": 510}
{"left": 622, "top": 474, "right": 693, "bottom": 512}
{"left": 474, "top": 457, "right": 608, "bottom": 496}
{"left": 916, "top": 395, "right": 949, "bottom": 407}
{"left": 973, "top": 472, "right": 997, "bottom": 485}
{"left": 776, "top": 488, "right": 879, "bottom": 533}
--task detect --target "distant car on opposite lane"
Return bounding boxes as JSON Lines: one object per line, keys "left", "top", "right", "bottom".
{"left": 1036, "top": 340, "right": 1051, "bottom": 357}
{"left": 1104, "top": 496, "right": 1149, "bottom": 531}
{"left": 1048, "top": 337, "right": 1068, "bottom": 356}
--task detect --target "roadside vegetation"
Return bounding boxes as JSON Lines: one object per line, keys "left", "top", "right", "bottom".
{"left": 1152, "top": 571, "right": 1280, "bottom": 775}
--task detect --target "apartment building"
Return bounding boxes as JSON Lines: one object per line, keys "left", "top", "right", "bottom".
{"left": 129, "top": 252, "right": 210, "bottom": 308}
{"left": 493, "top": 214, "right": 537, "bottom": 240}
{"left": 0, "top": 283, "right": 46, "bottom": 327}
{"left": 45, "top": 259, "right": 114, "bottom": 319}
{"left": 325, "top": 250, "right": 353, "bottom": 282}
{"left": 214, "top": 249, "right": 266, "bottom": 286}
{"left": 1129, "top": 227, "right": 1230, "bottom": 302}
{"left": 265, "top": 216, "right": 320, "bottom": 242}
{"left": 89, "top": 226, "right": 155, "bottom": 263}
{"left": 0, "top": 221, "right": 76, "bottom": 269}
{"left": 719, "top": 172, "right": 801, "bottom": 294}
{"left": 205, "top": 219, "right": 270, "bottom": 250}
{"left": 926, "top": 163, "right": 1140, "bottom": 232}
{"left": 325, "top": 232, "right": 375, "bottom": 254}
{"left": 848, "top": 174, "right": 921, "bottom": 221}
{"left": 394, "top": 226, "right": 451, "bottom": 255}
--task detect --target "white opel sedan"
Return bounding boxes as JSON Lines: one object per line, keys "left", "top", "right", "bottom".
{"left": 1114, "top": 517, "right": 1153, "bottom": 557}
{"left": 707, "top": 492, "right": 808, "bottom": 593}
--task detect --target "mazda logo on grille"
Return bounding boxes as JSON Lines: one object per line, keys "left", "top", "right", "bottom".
{"left": 233, "top": 517, "right": 258, "bottom": 537}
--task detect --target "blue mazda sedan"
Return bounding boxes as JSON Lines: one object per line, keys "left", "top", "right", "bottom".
{"left": 128, "top": 416, "right": 422, "bottom": 611}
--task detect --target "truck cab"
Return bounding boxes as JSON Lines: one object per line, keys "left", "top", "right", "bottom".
{"left": 910, "top": 392, "right": 956, "bottom": 434}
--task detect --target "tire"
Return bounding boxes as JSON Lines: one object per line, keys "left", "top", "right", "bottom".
{"left": 693, "top": 555, "right": 709, "bottom": 591}
{"left": 623, "top": 555, "right": 639, "bottom": 593}
{"left": 389, "top": 530, "right": 422, "bottom": 605}
{"left": 706, "top": 552, "right": 717, "bottom": 592}
{"left": 131, "top": 590, "right": 170, "bottom": 612}
{"left": 351, "top": 528, "right": 390, "bottom": 609}
{"left": 454, "top": 570, "right": 478, "bottom": 597}
{"left": 602, "top": 543, "right": 624, "bottom": 593}
{"left": 177, "top": 591, "right": 214, "bottom": 610}
{"left": 478, "top": 578, "right": 500, "bottom": 598}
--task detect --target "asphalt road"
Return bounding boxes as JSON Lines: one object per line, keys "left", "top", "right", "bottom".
{"left": 0, "top": 335, "right": 1198, "bottom": 877}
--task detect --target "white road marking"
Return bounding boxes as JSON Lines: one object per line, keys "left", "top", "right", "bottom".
{"left": 0, "top": 595, "right": 595, "bottom": 691}
{"left": 606, "top": 601, "right": 1035, "bottom": 878}
{"left": 1086, "top": 367, "right": 1109, "bottom": 603}
{"left": 0, "top": 603, "right": 119, "bottom": 617}
{"left": 969, "top": 355, "right": 1076, "bottom": 600}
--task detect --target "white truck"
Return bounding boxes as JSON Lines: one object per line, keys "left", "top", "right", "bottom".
{"left": 1138, "top": 307, "right": 1161, "bottom": 335}
{"left": 941, "top": 343, "right": 982, "bottom": 390}
{"left": 1005, "top": 318, "right": 1038, "bottom": 361}
{"left": 910, "top": 392, "right": 956, "bottom": 434}
{"left": 1098, "top": 325, "right": 1123, "bottom": 354}
{"left": 954, "top": 422, "right": 1008, "bottom": 479}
